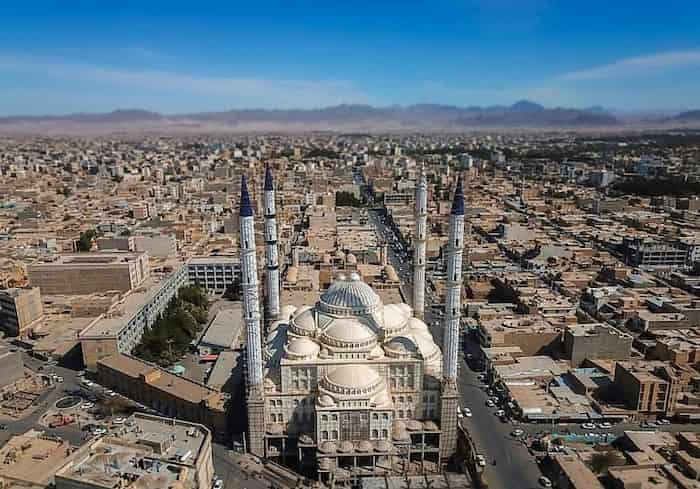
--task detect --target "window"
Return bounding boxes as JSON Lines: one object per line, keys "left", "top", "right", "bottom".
{"left": 382, "top": 429, "right": 388, "bottom": 438}
{"left": 372, "top": 413, "right": 378, "bottom": 420}
{"left": 322, "top": 415, "right": 328, "bottom": 422}
{"left": 332, "top": 414, "right": 338, "bottom": 421}
{"left": 322, "top": 431, "right": 328, "bottom": 441}
{"left": 372, "top": 429, "right": 378, "bottom": 438}
{"left": 332, "top": 430, "right": 338, "bottom": 440}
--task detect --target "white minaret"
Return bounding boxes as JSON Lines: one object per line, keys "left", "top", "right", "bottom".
{"left": 412, "top": 168, "right": 428, "bottom": 319}
{"left": 442, "top": 175, "right": 465, "bottom": 383}
{"left": 263, "top": 164, "right": 280, "bottom": 322}
{"left": 239, "top": 175, "right": 264, "bottom": 388}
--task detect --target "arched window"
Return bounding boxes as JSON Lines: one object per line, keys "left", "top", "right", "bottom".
{"left": 322, "top": 431, "right": 328, "bottom": 440}
{"left": 322, "top": 414, "right": 328, "bottom": 422}
{"left": 372, "top": 429, "right": 378, "bottom": 438}
{"left": 382, "top": 429, "right": 388, "bottom": 438}
{"left": 331, "top": 414, "right": 338, "bottom": 421}
{"left": 332, "top": 430, "right": 338, "bottom": 440}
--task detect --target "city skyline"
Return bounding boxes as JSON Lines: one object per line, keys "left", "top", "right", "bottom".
{"left": 1, "top": 1, "right": 700, "bottom": 115}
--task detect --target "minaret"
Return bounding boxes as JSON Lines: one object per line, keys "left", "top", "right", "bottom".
{"left": 440, "top": 174, "right": 465, "bottom": 461}
{"left": 263, "top": 164, "right": 280, "bottom": 323}
{"left": 412, "top": 168, "right": 428, "bottom": 320}
{"left": 239, "top": 175, "right": 265, "bottom": 456}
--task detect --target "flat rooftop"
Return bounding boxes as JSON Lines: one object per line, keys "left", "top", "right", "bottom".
{"left": 79, "top": 263, "right": 184, "bottom": 338}
{"left": 31, "top": 251, "right": 145, "bottom": 267}
{"left": 199, "top": 306, "right": 243, "bottom": 349}
{"left": 0, "top": 433, "right": 74, "bottom": 485}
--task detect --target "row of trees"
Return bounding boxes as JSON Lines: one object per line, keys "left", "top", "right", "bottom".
{"left": 133, "top": 285, "right": 209, "bottom": 367}
{"left": 613, "top": 176, "right": 700, "bottom": 197}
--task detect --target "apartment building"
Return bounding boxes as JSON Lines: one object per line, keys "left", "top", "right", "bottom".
{"left": 28, "top": 252, "right": 149, "bottom": 295}
{"left": 563, "top": 323, "right": 632, "bottom": 367}
{"left": 187, "top": 256, "right": 239, "bottom": 294}
{"left": 0, "top": 286, "right": 44, "bottom": 336}
{"left": 613, "top": 361, "right": 692, "bottom": 418}
{"left": 79, "top": 260, "right": 188, "bottom": 370}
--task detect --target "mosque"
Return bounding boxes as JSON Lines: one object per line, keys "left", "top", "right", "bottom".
{"left": 238, "top": 166, "right": 465, "bottom": 483}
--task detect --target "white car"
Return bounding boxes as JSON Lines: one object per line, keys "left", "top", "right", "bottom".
{"left": 213, "top": 479, "right": 223, "bottom": 489}
{"left": 485, "top": 399, "right": 495, "bottom": 407}
{"left": 476, "top": 454, "right": 486, "bottom": 467}
{"left": 495, "top": 409, "right": 505, "bottom": 417}
{"left": 581, "top": 422, "right": 596, "bottom": 430}
{"left": 81, "top": 402, "right": 95, "bottom": 409}
{"left": 539, "top": 476, "right": 552, "bottom": 488}
{"left": 463, "top": 408, "right": 472, "bottom": 417}
{"left": 598, "top": 422, "right": 612, "bottom": 429}
{"left": 511, "top": 429, "right": 524, "bottom": 437}
{"left": 113, "top": 417, "right": 126, "bottom": 425}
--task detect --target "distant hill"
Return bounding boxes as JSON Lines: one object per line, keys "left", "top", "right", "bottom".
{"left": 0, "top": 101, "right": 621, "bottom": 133}
{"left": 673, "top": 110, "right": 700, "bottom": 122}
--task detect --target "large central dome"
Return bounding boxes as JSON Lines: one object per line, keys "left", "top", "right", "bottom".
{"left": 318, "top": 272, "right": 382, "bottom": 316}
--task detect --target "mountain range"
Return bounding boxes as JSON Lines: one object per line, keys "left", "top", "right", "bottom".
{"left": 0, "top": 101, "right": 698, "bottom": 134}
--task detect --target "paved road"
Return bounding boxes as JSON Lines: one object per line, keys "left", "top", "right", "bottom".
{"left": 367, "top": 208, "right": 544, "bottom": 489}
{"left": 458, "top": 337, "right": 543, "bottom": 489}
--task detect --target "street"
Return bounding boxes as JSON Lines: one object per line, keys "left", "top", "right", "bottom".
{"left": 367, "top": 207, "right": 544, "bottom": 489}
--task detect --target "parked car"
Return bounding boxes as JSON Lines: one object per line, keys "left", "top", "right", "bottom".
{"left": 485, "top": 399, "right": 495, "bottom": 407}
{"left": 598, "top": 422, "right": 613, "bottom": 429}
{"left": 113, "top": 417, "right": 126, "bottom": 425}
{"left": 538, "top": 476, "right": 553, "bottom": 488}
{"left": 213, "top": 479, "right": 223, "bottom": 489}
{"left": 581, "top": 423, "right": 596, "bottom": 430}
{"left": 511, "top": 429, "right": 524, "bottom": 437}
{"left": 476, "top": 454, "right": 486, "bottom": 467}
{"left": 463, "top": 408, "right": 472, "bottom": 417}
{"left": 495, "top": 409, "right": 505, "bottom": 417}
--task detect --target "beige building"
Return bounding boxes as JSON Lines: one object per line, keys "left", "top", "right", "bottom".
{"left": 0, "top": 287, "right": 44, "bottom": 336}
{"left": 96, "top": 354, "right": 227, "bottom": 436}
{"left": 28, "top": 252, "right": 149, "bottom": 295}
{"left": 0, "top": 432, "right": 79, "bottom": 487}
{"left": 55, "top": 413, "right": 213, "bottom": 489}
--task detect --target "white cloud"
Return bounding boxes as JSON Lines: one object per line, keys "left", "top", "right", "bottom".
{"left": 0, "top": 54, "right": 370, "bottom": 109}
{"left": 560, "top": 49, "right": 700, "bottom": 81}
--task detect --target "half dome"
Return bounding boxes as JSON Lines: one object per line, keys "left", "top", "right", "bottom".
{"left": 284, "top": 337, "right": 320, "bottom": 360}
{"left": 323, "top": 364, "right": 382, "bottom": 395}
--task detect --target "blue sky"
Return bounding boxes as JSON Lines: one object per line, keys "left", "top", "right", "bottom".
{"left": 1, "top": 1, "right": 700, "bottom": 115}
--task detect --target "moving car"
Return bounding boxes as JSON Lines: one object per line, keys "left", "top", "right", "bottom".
{"left": 213, "top": 479, "right": 223, "bottom": 489}
{"left": 511, "top": 429, "right": 524, "bottom": 437}
{"left": 495, "top": 409, "right": 505, "bottom": 417}
{"left": 463, "top": 408, "right": 472, "bottom": 417}
{"left": 485, "top": 399, "right": 495, "bottom": 407}
{"left": 476, "top": 454, "right": 486, "bottom": 467}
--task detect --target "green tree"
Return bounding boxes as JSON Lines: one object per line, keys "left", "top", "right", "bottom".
{"left": 77, "top": 229, "right": 97, "bottom": 252}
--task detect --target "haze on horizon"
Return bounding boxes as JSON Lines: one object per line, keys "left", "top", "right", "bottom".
{"left": 1, "top": 0, "right": 700, "bottom": 116}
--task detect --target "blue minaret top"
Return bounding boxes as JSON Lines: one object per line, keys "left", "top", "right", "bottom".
{"left": 264, "top": 164, "right": 274, "bottom": 191}
{"left": 240, "top": 175, "right": 254, "bottom": 217}
{"left": 450, "top": 174, "right": 464, "bottom": 216}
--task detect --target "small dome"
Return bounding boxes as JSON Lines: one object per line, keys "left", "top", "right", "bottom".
{"left": 323, "top": 364, "right": 381, "bottom": 394}
{"left": 338, "top": 441, "right": 354, "bottom": 453}
{"left": 290, "top": 306, "right": 316, "bottom": 335}
{"left": 320, "top": 442, "right": 337, "bottom": 454}
{"left": 318, "top": 394, "right": 336, "bottom": 407}
{"left": 284, "top": 337, "right": 320, "bottom": 360}
{"left": 318, "top": 274, "right": 382, "bottom": 316}
{"left": 375, "top": 440, "right": 392, "bottom": 452}
{"left": 357, "top": 440, "right": 372, "bottom": 452}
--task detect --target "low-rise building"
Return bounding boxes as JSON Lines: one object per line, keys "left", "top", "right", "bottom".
{"left": 55, "top": 413, "right": 214, "bottom": 489}
{"left": 96, "top": 354, "right": 227, "bottom": 436}
{"left": 187, "top": 256, "right": 239, "bottom": 295}
{"left": 0, "top": 287, "right": 44, "bottom": 336}
{"left": 79, "top": 261, "right": 188, "bottom": 370}
{"left": 563, "top": 323, "right": 632, "bottom": 367}
{"left": 28, "top": 252, "right": 150, "bottom": 295}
